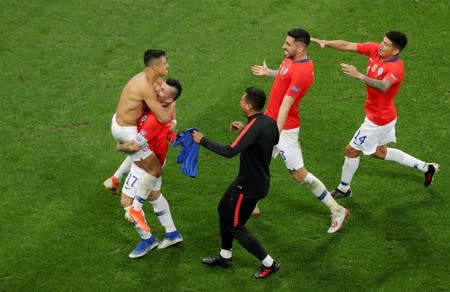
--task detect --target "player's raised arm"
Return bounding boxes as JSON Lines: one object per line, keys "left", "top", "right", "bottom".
{"left": 311, "top": 37, "right": 357, "bottom": 52}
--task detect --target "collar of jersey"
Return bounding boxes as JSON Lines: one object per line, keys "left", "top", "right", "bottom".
{"left": 294, "top": 57, "right": 311, "bottom": 63}
{"left": 381, "top": 55, "right": 400, "bottom": 62}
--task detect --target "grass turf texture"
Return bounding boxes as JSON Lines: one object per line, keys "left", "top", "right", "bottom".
{"left": 1, "top": 0, "right": 449, "bottom": 290}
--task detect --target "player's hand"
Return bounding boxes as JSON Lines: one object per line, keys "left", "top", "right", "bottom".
{"left": 192, "top": 130, "right": 204, "bottom": 144}
{"left": 229, "top": 121, "right": 244, "bottom": 132}
{"left": 311, "top": 37, "right": 326, "bottom": 48}
{"left": 170, "top": 119, "right": 177, "bottom": 131}
{"left": 340, "top": 63, "right": 363, "bottom": 80}
{"left": 251, "top": 60, "right": 269, "bottom": 76}
{"left": 116, "top": 141, "right": 141, "bottom": 154}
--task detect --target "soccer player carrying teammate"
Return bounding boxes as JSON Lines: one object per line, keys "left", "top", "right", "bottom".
{"left": 104, "top": 49, "right": 174, "bottom": 194}
{"left": 251, "top": 28, "right": 349, "bottom": 233}
{"left": 116, "top": 79, "right": 183, "bottom": 258}
{"left": 311, "top": 31, "right": 439, "bottom": 199}
{"left": 193, "top": 87, "right": 280, "bottom": 279}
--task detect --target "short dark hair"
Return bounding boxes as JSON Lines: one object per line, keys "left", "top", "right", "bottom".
{"left": 144, "top": 49, "right": 166, "bottom": 66}
{"left": 288, "top": 28, "right": 310, "bottom": 46}
{"left": 166, "top": 78, "right": 182, "bottom": 100}
{"left": 245, "top": 87, "right": 266, "bottom": 111}
{"left": 386, "top": 31, "right": 408, "bottom": 51}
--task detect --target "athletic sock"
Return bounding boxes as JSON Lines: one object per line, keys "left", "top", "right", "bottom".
{"left": 150, "top": 193, "right": 176, "bottom": 233}
{"left": 302, "top": 173, "right": 338, "bottom": 211}
{"left": 124, "top": 206, "right": 152, "bottom": 239}
{"left": 132, "top": 173, "right": 158, "bottom": 210}
{"left": 113, "top": 157, "right": 132, "bottom": 180}
{"left": 338, "top": 156, "right": 360, "bottom": 192}
{"left": 262, "top": 255, "right": 274, "bottom": 267}
{"left": 385, "top": 148, "right": 427, "bottom": 171}
{"left": 220, "top": 249, "right": 232, "bottom": 259}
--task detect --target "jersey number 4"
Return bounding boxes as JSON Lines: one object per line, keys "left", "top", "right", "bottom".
{"left": 353, "top": 130, "right": 367, "bottom": 145}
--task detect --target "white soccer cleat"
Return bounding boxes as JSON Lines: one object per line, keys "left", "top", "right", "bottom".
{"left": 328, "top": 207, "right": 349, "bottom": 233}
{"left": 157, "top": 231, "right": 183, "bottom": 249}
{"left": 103, "top": 176, "right": 120, "bottom": 194}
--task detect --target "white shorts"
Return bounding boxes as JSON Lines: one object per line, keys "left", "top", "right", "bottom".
{"left": 111, "top": 114, "right": 151, "bottom": 161}
{"left": 272, "top": 128, "right": 304, "bottom": 171}
{"left": 349, "top": 116, "right": 397, "bottom": 155}
{"left": 122, "top": 163, "right": 162, "bottom": 199}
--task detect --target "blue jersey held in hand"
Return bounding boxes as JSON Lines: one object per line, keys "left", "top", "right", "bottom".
{"left": 172, "top": 128, "right": 199, "bottom": 178}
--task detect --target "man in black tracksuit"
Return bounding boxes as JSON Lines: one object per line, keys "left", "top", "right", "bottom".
{"left": 192, "top": 87, "right": 280, "bottom": 279}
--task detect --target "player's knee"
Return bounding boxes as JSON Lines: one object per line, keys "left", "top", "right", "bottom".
{"left": 148, "top": 191, "right": 160, "bottom": 201}
{"left": 229, "top": 224, "right": 244, "bottom": 236}
{"left": 120, "top": 194, "right": 132, "bottom": 208}
{"left": 345, "top": 145, "right": 360, "bottom": 157}
{"left": 372, "top": 146, "right": 387, "bottom": 159}
{"left": 293, "top": 167, "right": 308, "bottom": 183}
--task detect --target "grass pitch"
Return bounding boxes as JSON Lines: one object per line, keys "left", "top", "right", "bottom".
{"left": 1, "top": 0, "right": 449, "bottom": 290}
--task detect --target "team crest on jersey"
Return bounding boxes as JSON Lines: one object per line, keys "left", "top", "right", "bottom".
{"left": 377, "top": 67, "right": 384, "bottom": 76}
{"left": 371, "top": 64, "right": 378, "bottom": 72}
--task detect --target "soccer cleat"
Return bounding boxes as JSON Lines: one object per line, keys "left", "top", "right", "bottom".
{"left": 103, "top": 176, "right": 120, "bottom": 194}
{"left": 424, "top": 163, "right": 439, "bottom": 187}
{"left": 157, "top": 231, "right": 183, "bottom": 249}
{"left": 201, "top": 255, "right": 232, "bottom": 268}
{"left": 128, "top": 236, "right": 159, "bottom": 259}
{"left": 254, "top": 261, "right": 280, "bottom": 279}
{"left": 127, "top": 207, "right": 151, "bottom": 232}
{"left": 331, "top": 188, "right": 352, "bottom": 200}
{"left": 328, "top": 207, "right": 349, "bottom": 233}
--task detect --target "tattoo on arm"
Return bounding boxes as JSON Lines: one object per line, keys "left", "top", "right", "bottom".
{"left": 361, "top": 76, "right": 391, "bottom": 92}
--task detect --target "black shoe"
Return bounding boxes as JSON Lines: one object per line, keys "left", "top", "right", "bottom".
{"left": 254, "top": 261, "right": 280, "bottom": 279}
{"left": 331, "top": 188, "right": 352, "bottom": 199}
{"left": 424, "top": 163, "right": 439, "bottom": 187}
{"left": 202, "top": 255, "right": 232, "bottom": 268}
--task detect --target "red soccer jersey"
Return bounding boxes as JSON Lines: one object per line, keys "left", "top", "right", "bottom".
{"left": 136, "top": 111, "right": 174, "bottom": 164}
{"left": 265, "top": 57, "right": 314, "bottom": 130}
{"left": 357, "top": 42, "right": 404, "bottom": 125}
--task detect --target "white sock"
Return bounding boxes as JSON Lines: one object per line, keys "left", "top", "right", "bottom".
{"left": 150, "top": 194, "right": 176, "bottom": 233}
{"left": 132, "top": 173, "right": 158, "bottom": 210}
{"left": 302, "top": 173, "right": 338, "bottom": 211}
{"left": 113, "top": 157, "right": 132, "bottom": 180}
{"left": 262, "top": 255, "right": 274, "bottom": 267}
{"left": 124, "top": 206, "right": 152, "bottom": 239}
{"left": 339, "top": 156, "right": 360, "bottom": 192}
{"left": 385, "top": 148, "right": 427, "bottom": 171}
{"left": 220, "top": 249, "right": 232, "bottom": 259}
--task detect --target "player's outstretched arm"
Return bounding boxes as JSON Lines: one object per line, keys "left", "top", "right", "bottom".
{"left": 311, "top": 38, "right": 357, "bottom": 52}
{"left": 251, "top": 60, "right": 277, "bottom": 78}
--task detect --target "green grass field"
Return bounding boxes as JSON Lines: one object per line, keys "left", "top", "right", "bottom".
{"left": 1, "top": 0, "right": 449, "bottom": 290}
